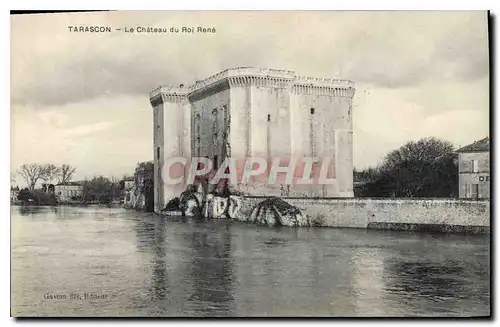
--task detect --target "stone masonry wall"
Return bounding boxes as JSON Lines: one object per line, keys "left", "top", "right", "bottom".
{"left": 283, "top": 198, "right": 490, "bottom": 228}
{"left": 180, "top": 194, "right": 490, "bottom": 233}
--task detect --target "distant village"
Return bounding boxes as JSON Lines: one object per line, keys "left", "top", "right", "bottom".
{"left": 11, "top": 161, "right": 154, "bottom": 210}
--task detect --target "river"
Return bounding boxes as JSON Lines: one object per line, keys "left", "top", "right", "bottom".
{"left": 11, "top": 206, "right": 490, "bottom": 317}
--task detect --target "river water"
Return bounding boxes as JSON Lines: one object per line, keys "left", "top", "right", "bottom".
{"left": 11, "top": 206, "right": 490, "bottom": 317}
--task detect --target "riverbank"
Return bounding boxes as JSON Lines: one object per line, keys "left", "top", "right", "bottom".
{"left": 171, "top": 193, "right": 490, "bottom": 234}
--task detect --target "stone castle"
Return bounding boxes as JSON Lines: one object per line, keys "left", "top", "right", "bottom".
{"left": 150, "top": 68, "right": 355, "bottom": 212}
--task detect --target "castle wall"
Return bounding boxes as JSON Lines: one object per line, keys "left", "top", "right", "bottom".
{"left": 249, "top": 85, "right": 292, "bottom": 159}
{"left": 228, "top": 85, "right": 250, "bottom": 160}
{"left": 181, "top": 101, "right": 191, "bottom": 160}
{"left": 189, "top": 88, "right": 230, "bottom": 159}
{"left": 289, "top": 90, "right": 353, "bottom": 197}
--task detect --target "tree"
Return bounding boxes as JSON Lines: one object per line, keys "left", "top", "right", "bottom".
{"left": 362, "top": 137, "right": 457, "bottom": 198}
{"left": 82, "top": 176, "right": 113, "bottom": 203}
{"left": 57, "top": 164, "right": 76, "bottom": 184}
{"left": 40, "top": 164, "right": 60, "bottom": 184}
{"left": 18, "top": 164, "right": 48, "bottom": 191}
{"left": 17, "top": 188, "right": 35, "bottom": 202}
{"left": 353, "top": 166, "right": 379, "bottom": 182}
{"left": 378, "top": 137, "right": 454, "bottom": 174}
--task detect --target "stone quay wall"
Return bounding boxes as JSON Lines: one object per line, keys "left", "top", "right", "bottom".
{"left": 178, "top": 193, "right": 490, "bottom": 234}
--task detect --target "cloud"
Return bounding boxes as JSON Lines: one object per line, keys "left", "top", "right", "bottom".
{"left": 11, "top": 11, "right": 489, "bottom": 107}
{"left": 353, "top": 79, "right": 490, "bottom": 168}
{"left": 11, "top": 95, "right": 153, "bottom": 180}
{"left": 64, "top": 121, "right": 116, "bottom": 136}
{"left": 10, "top": 11, "right": 490, "bottom": 178}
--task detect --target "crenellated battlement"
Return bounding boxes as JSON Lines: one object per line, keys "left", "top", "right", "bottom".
{"left": 294, "top": 76, "right": 354, "bottom": 88}
{"left": 150, "top": 67, "right": 355, "bottom": 103}
{"left": 149, "top": 85, "right": 187, "bottom": 98}
{"left": 149, "top": 85, "right": 188, "bottom": 106}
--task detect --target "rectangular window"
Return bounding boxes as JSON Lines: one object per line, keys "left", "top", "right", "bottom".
{"left": 223, "top": 105, "right": 228, "bottom": 122}
{"left": 267, "top": 114, "right": 270, "bottom": 122}
{"left": 472, "top": 160, "right": 479, "bottom": 173}
{"left": 471, "top": 184, "right": 479, "bottom": 199}
{"left": 311, "top": 108, "right": 315, "bottom": 114}
{"left": 157, "top": 147, "right": 160, "bottom": 160}
{"left": 213, "top": 155, "right": 218, "bottom": 170}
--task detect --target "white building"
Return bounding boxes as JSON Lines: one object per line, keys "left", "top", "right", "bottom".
{"left": 10, "top": 186, "right": 20, "bottom": 203}
{"left": 150, "top": 67, "right": 355, "bottom": 212}
{"left": 122, "top": 178, "right": 135, "bottom": 206}
{"left": 54, "top": 183, "right": 83, "bottom": 203}
{"left": 457, "top": 137, "right": 490, "bottom": 199}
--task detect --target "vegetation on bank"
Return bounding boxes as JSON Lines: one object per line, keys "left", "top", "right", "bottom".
{"left": 13, "top": 161, "right": 153, "bottom": 207}
{"left": 14, "top": 176, "right": 128, "bottom": 206}
{"left": 354, "top": 137, "right": 458, "bottom": 198}
{"left": 17, "top": 188, "right": 58, "bottom": 206}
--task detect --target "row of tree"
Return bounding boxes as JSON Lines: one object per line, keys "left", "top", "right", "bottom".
{"left": 16, "top": 164, "right": 76, "bottom": 191}
{"left": 354, "top": 137, "right": 458, "bottom": 198}
{"left": 15, "top": 174, "right": 130, "bottom": 205}
{"left": 81, "top": 176, "right": 124, "bottom": 204}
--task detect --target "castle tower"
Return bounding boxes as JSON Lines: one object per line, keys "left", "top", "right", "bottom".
{"left": 150, "top": 86, "right": 190, "bottom": 212}
{"left": 150, "top": 68, "right": 355, "bottom": 213}
{"left": 289, "top": 77, "right": 355, "bottom": 197}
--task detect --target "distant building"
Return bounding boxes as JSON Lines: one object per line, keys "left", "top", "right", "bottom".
{"left": 41, "top": 183, "right": 55, "bottom": 193}
{"left": 122, "top": 163, "right": 154, "bottom": 211}
{"left": 10, "top": 186, "right": 20, "bottom": 203}
{"left": 123, "top": 179, "right": 135, "bottom": 190}
{"left": 135, "top": 162, "right": 154, "bottom": 211}
{"left": 121, "top": 177, "right": 135, "bottom": 205}
{"left": 54, "top": 182, "right": 83, "bottom": 203}
{"left": 456, "top": 137, "right": 490, "bottom": 199}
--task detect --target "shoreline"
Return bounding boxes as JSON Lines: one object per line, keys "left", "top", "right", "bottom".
{"left": 167, "top": 194, "right": 491, "bottom": 235}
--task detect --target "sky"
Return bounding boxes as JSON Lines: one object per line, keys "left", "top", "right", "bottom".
{"left": 10, "top": 11, "right": 490, "bottom": 185}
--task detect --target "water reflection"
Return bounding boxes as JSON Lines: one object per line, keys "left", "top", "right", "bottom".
{"left": 349, "top": 250, "right": 390, "bottom": 316}
{"left": 388, "top": 261, "right": 466, "bottom": 298}
{"left": 18, "top": 205, "right": 52, "bottom": 216}
{"left": 11, "top": 206, "right": 490, "bottom": 317}
{"left": 150, "top": 218, "right": 168, "bottom": 300}
{"left": 188, "top": 224, "right": 235, "bottom": 316}
{"left": 133, "top": 216, "right": 168, "bottom": 300}
{"left": 382, "top": 235, "right": 491, "bottom": 317}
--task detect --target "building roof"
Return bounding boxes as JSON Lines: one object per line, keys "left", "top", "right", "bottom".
{"left": 456, "top": 137, "right": 490, "bottom": 153}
